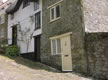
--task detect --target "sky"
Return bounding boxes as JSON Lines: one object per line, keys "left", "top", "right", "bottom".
{"left": 3, "top": 0, "right": 8, "bottom": 3}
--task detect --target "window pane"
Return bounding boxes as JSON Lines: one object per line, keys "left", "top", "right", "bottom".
{"left": 56, "top": 5, "right": 60, "bottom": 18}
{"left": 34, "top": 0, "right": 39, "bottom": 10}
{"left": 52, "top": 40, "right": 56, "bottom": 55}
{"left": 12, "top": 26, "right": 17, "bottom": 45}
{"left": 57, "top": 39, "right": 61, "bottom": 54}
{"left": 35, "top": 12, "right": 41, "bottom": 29}
{"left": 51, "top": 8, "right": 54, "bottom": 20}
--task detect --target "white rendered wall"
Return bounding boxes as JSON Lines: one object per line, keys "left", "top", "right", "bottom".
{"left": 8, "top": 0, "right": 42, "bottom": 54}
{"left": 82, "top": 0, "right": 108, "bottom": 32}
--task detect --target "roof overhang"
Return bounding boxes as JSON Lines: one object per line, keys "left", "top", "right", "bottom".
{"left": 6, "top": 0, "right": 22, "bottom": 14}
{"left": 6, "top": 0, "right": 36, "bottom": 14}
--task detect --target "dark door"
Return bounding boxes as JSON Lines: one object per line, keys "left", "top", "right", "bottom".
{"left": 12, "top": 26, "right": 17, "bottom": 45}
{"left": 34, "top": 35, "right": 41, "bottom": 61}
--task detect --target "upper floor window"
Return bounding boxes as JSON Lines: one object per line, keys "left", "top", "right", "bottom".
{"left": 35, "top": 12, "right": 41, "bottom": 30}
{"left": 23, "top": 0, "right": 30, "bottom": 8}
{"left": 34, "top": 0, "right": 40, "bottom": 10}
{"left": 50, "top": 4, "right": 61, "bottom": 22}
{"left": 0, "top": 15, "right": 5, "bottom": 24}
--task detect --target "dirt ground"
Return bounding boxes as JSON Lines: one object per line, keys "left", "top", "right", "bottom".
{"left": 0, "top": 55, "right": 92, "bottom": 80}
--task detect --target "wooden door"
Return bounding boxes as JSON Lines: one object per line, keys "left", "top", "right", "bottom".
{"left": 61, "top": 35, "right": 72, "bottom": 71}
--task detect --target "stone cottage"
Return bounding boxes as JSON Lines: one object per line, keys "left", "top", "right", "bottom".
{"left": 5, "top": 0, "right": 108, "bottom": 79}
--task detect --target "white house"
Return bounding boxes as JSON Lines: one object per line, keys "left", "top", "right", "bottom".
{"left": 6, "top": 0, "right": 42, "bottom": 60}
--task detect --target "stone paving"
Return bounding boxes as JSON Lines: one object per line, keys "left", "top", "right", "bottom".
{"left": 0, "top": 55, "right": 92, "bottom": 80}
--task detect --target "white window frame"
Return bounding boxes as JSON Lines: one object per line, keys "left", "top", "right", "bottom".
{"left": 51, "top": 38, "right": 61, "bottom": 55}
{"left": 50, "top": 4, "right": 61, "bottom": 22}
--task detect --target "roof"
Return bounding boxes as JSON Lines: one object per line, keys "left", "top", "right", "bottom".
{"left": 6, "top": 0, "right": 22, "bottom": 14}
{"left": 6, "top": 0, "right": 34, "bottom": 14}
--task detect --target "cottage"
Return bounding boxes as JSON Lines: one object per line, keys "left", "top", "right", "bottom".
{"left": 6, "top": 0, "right": 42, "bottom": 61}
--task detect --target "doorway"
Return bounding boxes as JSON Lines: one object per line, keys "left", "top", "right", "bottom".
{"left": 12, "top": 26, "right": 17, "bottom": 45}
{"left": 34, "top": 35, "right": 41, "bottom": 61}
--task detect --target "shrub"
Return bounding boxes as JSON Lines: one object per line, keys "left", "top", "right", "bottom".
{"left": 6, "top": 45, "right": 20, "bottom": 57}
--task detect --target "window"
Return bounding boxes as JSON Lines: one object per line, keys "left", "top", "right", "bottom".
{"left": 51, "top": 39, "right": 61, "bottom": 55}
{"left": 23, "top": 0, "right": 30, "bottom": 8}
{"left": 0, "top": 15, "right": 5, "bottom": 24}
{"left": 50, "top": 4, "right": 61, "bottom": 21}
{"left": 56, "top": 5, "right": 60, "bottom": 18}
{"left": 34, "top": 0, "right": 40, "bottom": 10}
{"left": 35, "top": 12, "right": 41, "bottom": 29}
{"left": 51, "top": 8, "right": 54, "bottom": 20}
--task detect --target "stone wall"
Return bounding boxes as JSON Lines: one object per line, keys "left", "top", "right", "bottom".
{"left": 85, "top": 33, "right": 108, "bottom": 79}
{"left": 41, "top": 0, "right": 86, "bottom": 73}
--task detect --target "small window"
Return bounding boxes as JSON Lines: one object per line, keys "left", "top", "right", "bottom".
{"left": 35, "top": 12, "right": 41, "bottom": 30}
{"left": 23, "top": 0, "right": 30, "bottom": 8}
{"left": 51, "top": 39, "right": 61, "bottom": 55}
{"left": 56, "top": 5, "right": 60, "bottom": 18}
{"left": 51, "top": 8, "right": 54, "bottom": 20}
{"left": 52, "top": 40, "right": 56, "bottom": 55}
{"left": 50, "top": 4, "right": 61, "bottom": 21}
{"left": 57, "top": 39, "right": 61, "bottom": 54}
{"left": 34, "top": 0, "right": 40, "bottom": 10}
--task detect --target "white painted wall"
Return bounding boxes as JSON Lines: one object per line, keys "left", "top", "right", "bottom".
{"left": 82, "top": 0, "right": 108, "bottom": 32}
{"left": 8, "top": 0, "right": 42, "bottom": 54}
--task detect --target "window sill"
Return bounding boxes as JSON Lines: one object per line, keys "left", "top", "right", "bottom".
{"left": 51, "top": 53, "right": 61, "bottom": 56}
{"left": 34, "top": 27, "right": 41, "bottom": 31}
{"left": 50, "top": 17, "right": 61, "bottom": 23}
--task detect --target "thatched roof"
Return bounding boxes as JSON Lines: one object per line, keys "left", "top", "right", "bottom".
{"left": 6, "top": 0, "right": 22, "bottom": 14}
{"left": 6, "top": 0, "right": 35, "bottom": 14}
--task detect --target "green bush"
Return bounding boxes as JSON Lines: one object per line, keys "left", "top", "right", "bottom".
{"left": 6, "top": 45, "right": 20, "bottom": 57}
